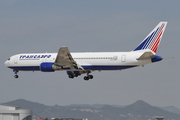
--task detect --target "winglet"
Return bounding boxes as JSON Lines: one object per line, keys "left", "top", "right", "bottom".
{"left": 134, "top": 22, "right": 168, "bottom": 53}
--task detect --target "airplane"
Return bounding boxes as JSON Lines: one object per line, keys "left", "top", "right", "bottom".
{"left": 4, "top": 21, "right": 167, "bottom": 81}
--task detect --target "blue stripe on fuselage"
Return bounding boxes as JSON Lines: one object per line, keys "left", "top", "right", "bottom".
{"left": 82, "top": 65, "right": 137, "bottom": 70}
{"left": 8, "top": 65, "right": 138, "bottom": 71}
{"left": 9, "top": 66, "right": 40, "bottom": 71}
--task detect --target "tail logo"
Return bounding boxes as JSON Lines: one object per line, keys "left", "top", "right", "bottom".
{"left": 134, "top": 22, "right": 167, "bottom": 53}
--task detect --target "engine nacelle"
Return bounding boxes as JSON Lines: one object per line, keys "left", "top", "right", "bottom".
{"left": 40, "top": 62, "right": 54, "bottom": 72}
{"left": 40, "top": 62, "right": 63, "bottom": 72}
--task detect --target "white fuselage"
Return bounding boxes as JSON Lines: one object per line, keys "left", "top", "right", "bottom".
{"left": 4, "top": 51, "right": 152, "bottom": 71}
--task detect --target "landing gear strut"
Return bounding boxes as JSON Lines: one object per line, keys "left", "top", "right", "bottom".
{"left": 13, "top": 70, "right": 19, "bottom": 78}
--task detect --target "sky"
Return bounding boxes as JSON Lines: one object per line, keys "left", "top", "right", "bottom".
{"left": 0, "top": 0, "right": 180, "bottom": 108}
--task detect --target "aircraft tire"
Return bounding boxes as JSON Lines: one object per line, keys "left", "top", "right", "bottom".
{"left": 88, "top": 75, "right": 93, "bottom": 79}
{"left": 14, "top": 75, "right": 18, "bottom": 78}
{"left": 74, "top": 74, "right": 79, "bottom": 77}
{"left": 69, "top": 75, "right": 74, "bottom": 79}
{"left": 84, "top": 76, "right": 89, "bottom": 81}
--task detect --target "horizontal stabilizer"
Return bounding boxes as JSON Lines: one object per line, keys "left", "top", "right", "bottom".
{"left": 162, "top": 57, "right": 174, "bottom": 59}
{"left": 137, "top": 52, "right": 155, "bottom": 60}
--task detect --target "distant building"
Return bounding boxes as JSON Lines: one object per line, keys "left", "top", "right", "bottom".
{"left": 0, "top": 104, "right": 32, "bottom": 120}
{"left": 59, "top": 119, "right": 88, "bottom": 120}
{"left": 51, "top": 118, "right": 88, "bottom": 120}
{"left": 155, "top": 116, "right": 165, "bottom": 120}
{"left": 37, "top": 117, "right": 44, "bottom": 119}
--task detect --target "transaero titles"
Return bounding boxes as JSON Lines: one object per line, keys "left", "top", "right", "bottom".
{"left": 19, "top": 55, "right": 51, "bottom": 60}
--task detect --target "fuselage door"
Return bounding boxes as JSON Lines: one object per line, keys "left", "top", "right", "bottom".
{"left": 14, "top": 56, "right": 18, "bottom": 64}
{"left": 121, "top": 55, "right": 126, "bottom": 62}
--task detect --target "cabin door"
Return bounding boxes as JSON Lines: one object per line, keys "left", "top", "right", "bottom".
{"left": 121, "top": 55, "right": 126, "bottom": 62}
{"left": 14, "top": 56, "right": 18, "bottom": 64}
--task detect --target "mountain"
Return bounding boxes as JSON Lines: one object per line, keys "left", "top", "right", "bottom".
{"left": 4, "top": 99, "right": 49, "bottom": 115}
{"left": 65, "top": 104, "right": 124, "bottom": 109}
{"left": 121, "top": 100, "right": 180, "bottom": 119}
{"left": 2, "top": 99, "right": 180, "bottom": 120}
{"left": 65, "top": 104, "right": 109, "bottom": 109}
{"left": 161, "top": 106, "right": 180, "bottom": 115}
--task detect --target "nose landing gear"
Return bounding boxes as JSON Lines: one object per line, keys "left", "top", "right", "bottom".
{"left": 14, "top": 75, "right": 18, "bottom": 78}
{"left": 13, "top": 70, "right": 19, "bottom": 78}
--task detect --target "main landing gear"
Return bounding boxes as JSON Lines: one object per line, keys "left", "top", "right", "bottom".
{"left": 13, "top": 70, "right": 19, "bottom": 78}
{"left": 68, "top": 74, "right": 78, "bottom": 79}
{"left": 68, "top": 71, "right": 94, "bottom": 81}
{"left": 84, "top": 75, "right": 93, "bottom": 81}
{"left": 83, "top": 72, "right": 93, "bottom": 81}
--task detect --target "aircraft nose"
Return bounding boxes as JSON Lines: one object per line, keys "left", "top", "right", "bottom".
{"left": 4, "top": 60, "right": 9, "bottom": 67}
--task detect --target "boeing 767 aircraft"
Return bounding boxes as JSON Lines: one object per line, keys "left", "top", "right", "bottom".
{"left": 4, "top": 22, "right": 167, "bottom": 80}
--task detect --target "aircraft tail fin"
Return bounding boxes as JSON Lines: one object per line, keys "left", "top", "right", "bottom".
{"left": 134, "top": 22, "right": 167, "bottom": 53}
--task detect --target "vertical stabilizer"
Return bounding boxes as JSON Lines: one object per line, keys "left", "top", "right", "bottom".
{"left": 134, "top": 22, "right": 167, "bottom": 53}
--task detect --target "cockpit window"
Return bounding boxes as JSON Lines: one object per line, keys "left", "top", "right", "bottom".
{"left": 8, "top": 58, "right": 10, "bottom": 60}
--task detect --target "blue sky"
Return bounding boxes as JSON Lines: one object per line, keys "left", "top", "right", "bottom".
{"left": 1, "top": 0, "right": 180, "bottom": 108}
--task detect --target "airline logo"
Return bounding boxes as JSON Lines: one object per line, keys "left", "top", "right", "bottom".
{"left": 19, "top": 55, "right": 51, "bottom": 59}
{"left": 134, "top": 22, "right": 166, "bottom": 53}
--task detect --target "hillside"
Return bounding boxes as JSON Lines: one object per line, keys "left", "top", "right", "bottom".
{"left": 3, "top": 99, "right": 180, "bottom": 120}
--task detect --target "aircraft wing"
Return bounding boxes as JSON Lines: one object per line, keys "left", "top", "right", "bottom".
{"left": 54, "top": 47, "right": 84, "bottom": 70}
{"left": 54, "top": 47, "right": 77, "bottom": 66}
{"left": 136, "top": 51, "right": 155, "bottom": 60}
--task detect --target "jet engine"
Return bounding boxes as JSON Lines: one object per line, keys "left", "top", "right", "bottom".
{"left": 40, "top": 62, "right": 62, "bottom": 72}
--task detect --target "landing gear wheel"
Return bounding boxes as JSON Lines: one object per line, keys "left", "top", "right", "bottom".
{"left": 84, "top": 76, "right": 89, "bottom": 81}
{"left": 68, "top": 75, "right": 74, "bottom": 79}
{"left": 14, "top": 75, "right": 18, "bottom": 78}
{"left": 74, "top": 74, "right": 79, "bottom": 77}
{"left": 13, "top": 70, "right": 19, "bottom": 79}
{"left": 88, "top": 75, "right": 93, "bottom": 79}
